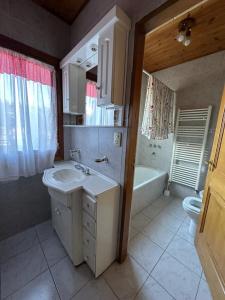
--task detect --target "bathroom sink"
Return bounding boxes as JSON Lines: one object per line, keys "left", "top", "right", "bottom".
{"left": 52, "top": 168, "right": 85, "bottom": 183}
{"left": 43, "top": 161, "right": 118, "bottom": 194}
{"left": 42, "top": 165, "right": 86, "bottom": 193}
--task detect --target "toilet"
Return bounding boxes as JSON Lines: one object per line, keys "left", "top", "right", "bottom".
{"left": 183, "top": 191, "right": 204, "bottom": 236}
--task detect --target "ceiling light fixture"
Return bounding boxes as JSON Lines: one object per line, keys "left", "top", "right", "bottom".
{"left": 176, "top": 17, "right": 195, "bottom": 47}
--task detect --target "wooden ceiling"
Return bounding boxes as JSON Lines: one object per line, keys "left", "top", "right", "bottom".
{"left": 144, "top": 0, "right": 225, "bottom": 73}
{"left": 32, "top": 0, "right": 89, "bottom": 24}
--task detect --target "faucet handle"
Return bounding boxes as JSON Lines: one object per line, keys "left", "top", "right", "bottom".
{"left": 95, "top": 156, "right": 109, "bottom": 163}
{"left": 84, "top": 168, "right": 91, "bottom": 175}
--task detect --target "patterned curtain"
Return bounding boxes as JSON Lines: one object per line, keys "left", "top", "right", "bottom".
{"left": 141, "top": 74, "right": 175, "bottom": 140}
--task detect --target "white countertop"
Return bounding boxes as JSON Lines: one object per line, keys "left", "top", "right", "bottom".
{"left": 42, "top": 161, "right": 119, "bottom": 197}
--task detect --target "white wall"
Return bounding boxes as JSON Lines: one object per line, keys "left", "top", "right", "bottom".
{"left": 0, "top": 0, "right": 70, "bottom": 58}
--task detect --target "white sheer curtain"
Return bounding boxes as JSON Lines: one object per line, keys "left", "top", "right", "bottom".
{"left": 85, "top": 81, "right": 114, "bottom": 126}
{"left": 0, "top": 47, "right": 57, "bottom": 181}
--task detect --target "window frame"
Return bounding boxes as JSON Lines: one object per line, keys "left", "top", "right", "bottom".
{"left": 0, "top": 34, "right": 64, "bottom": 160}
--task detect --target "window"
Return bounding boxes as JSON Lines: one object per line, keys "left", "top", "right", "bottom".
{"left": 85, "top": 81, "right": 115, "bottom": 126}
{"left": 0, "top": 47, "right": 57, "bottom": 181}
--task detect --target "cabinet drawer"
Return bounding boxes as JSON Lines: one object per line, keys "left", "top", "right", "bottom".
{"left": 83, "top": 193, "right": 96, "bottom": 219}
{"left": 83, "top": 228, "right": 95, "bottom": 254}
{"left": 83, "top": 245, "right": 96, "bottom": 274}
{"left": 83, "top": 211, "right": 96, "bottom": 237}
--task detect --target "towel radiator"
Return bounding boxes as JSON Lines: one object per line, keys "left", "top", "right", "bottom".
{"left": 169, "top": 106, "right": 212, "bottom": 190}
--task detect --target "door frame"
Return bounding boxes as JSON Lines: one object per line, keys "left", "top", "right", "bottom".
{"left": 118, "top": 0, "right": 210, "bottom": 262}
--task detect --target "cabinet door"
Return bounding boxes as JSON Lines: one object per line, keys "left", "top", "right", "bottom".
{"left": 62, "top": 66, "right": 69, "bottom": 113}
{"left": 51, "top": 198, "right": 73, "bottom": 258}
{"left": 97, "top": 26, "right": 113, "bottom": 106}
{"left": 62, "top": 64, "right": 86, "bottom": 114}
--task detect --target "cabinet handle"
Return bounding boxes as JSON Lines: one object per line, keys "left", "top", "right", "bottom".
{"left": 55, "top": 208, "right": 61, "bottom": 216}
{"left": 86, "top": 203, "right": 90, "bottom": 208}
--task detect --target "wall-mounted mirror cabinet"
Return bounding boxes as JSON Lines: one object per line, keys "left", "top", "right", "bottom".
{"left": 61, "top": 8, "right": 131, "bottom": 127}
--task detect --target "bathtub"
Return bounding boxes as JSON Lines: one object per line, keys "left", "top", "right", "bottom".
{"left": 131, "top": 166, "right": 167, "bottom": 216}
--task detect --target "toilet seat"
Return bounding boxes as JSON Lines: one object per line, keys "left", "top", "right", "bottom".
{"left": 183, "top": 196, "right": 202, "bottom": 214}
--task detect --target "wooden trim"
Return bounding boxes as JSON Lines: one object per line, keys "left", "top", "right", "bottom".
{"left": 118, "top": 24, "right": 145, "bottom": 262}
{"left": 119, "top": 0, "right": 205, "bottom": 262}
{"left": 0, "top": 34, "right": 64, "bottom": 160}
{"left": 214, "top": 109, "right": 225, "bottom": 168}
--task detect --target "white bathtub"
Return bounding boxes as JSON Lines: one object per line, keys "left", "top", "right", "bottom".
{"left": 131, "top": 166, "right": 167, "bottom": 216}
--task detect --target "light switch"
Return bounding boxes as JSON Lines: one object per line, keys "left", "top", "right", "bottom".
{"left": 114, "top": 132, "right": 122, "bottom": 147}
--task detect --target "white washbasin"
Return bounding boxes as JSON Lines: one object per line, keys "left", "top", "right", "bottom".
{"left": 43, "top": 162, "right": 118, "bottom": 194}
{"left": 52, "top": 168, "right": 85, "bottom": 183}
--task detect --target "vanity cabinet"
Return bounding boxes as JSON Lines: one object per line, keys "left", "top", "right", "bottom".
{"left": 97, "top": 22, "right": 129, "bottom": 106}
{"left": 82, "top": 189, "right": 119, "bottom": 277}
{"left": 62, "top": 64, "right": 86, "bottom": 114}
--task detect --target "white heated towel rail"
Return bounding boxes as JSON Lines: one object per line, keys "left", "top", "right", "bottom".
{"left": 169, "top": 106, "right": 212, "bottom": 190}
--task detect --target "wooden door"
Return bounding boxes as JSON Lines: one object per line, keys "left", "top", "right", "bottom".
{"left": 196, "top": 84, "right": 225, "bottom": 300}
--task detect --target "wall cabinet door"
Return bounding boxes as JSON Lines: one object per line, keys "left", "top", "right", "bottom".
{"left": 62, "top": 64, "right": 86, "bottom": 114}
{"left": 62, "top": 67, "right": 69, "bottom": 112}
{"left": 97, "top": 22, "right": 128, "bottom": 107}
{"left": 97, "top": 25, "right": 113, "bottom": 106}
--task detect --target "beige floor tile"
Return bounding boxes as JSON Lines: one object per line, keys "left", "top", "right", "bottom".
{"left": 51, "top": 257, "right": 93, "bottom": 300}
{"left": 103, "top": 256, "right": 148, "bottom": 300}
{"left": 143, "top": 220, "right": 175, "bottom": 249}
{"left": 35, "top": 220, "right": 55, "bottom": 242}
{"left": 152, "top": 253, "right": 200, "bottom": 300}
{"left": 166, "top": 236, "right": 202, "bottom": 276}
{"left": 72, "top": 277, "right": 117, "bottom": 300}
{"left": 5, "top": 270, "right": 60, "bottom": 300}
{"left": 135, "top": 276, "right": 173, "bottom": 300}
{"left": 131, "top": 213, "right": 151, "bottom": 231}
{"left": 128, "top": 233, "right": 163, "bottom": 273}
{"left": 156, "top": 211, "right": 183, "bottom": 233}
{"left": 41, "top": 235, "right": 67, "bottom": 267}
{"left": 142, "top": 204, "right": 162, "bottom": 220}
{"left": 1, "top": 244, "right": 48, "bottom": 299}
{"left": 0, "top": 227, "right": 39, "bottom": 263}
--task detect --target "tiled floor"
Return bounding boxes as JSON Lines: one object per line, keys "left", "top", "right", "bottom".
{"left": 129, "top": 196, "right": 212, "bottom": 300}
{"left": 0, "top": 196, "right": 212, "bottom": 300}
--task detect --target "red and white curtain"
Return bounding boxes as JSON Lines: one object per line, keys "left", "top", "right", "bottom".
{"left": 0, "top": 47, "right": 57, "bottom": 181}
{"left": 85, "top": 80, "right": 114, "bottom": 126}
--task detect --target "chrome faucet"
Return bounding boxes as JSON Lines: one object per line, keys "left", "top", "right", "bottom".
{"left": 74, "top": 164, "right": 91, "bottom": 175}
{"left": 95, "top": 156, "right": 109, "bottom": 163}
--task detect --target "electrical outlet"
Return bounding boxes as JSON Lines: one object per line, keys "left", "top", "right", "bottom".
{"left": 114, "top": 132, "right": 122, "bottom": 147}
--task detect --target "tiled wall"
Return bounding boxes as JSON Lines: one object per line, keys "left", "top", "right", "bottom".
{"left": 65, "top": 127, "right": 127, "bottom": 184}
{"left": 136, "top": 134, "right": 174, "bottom": 173}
